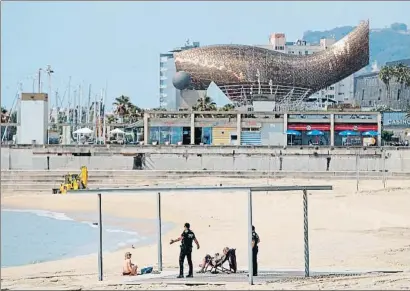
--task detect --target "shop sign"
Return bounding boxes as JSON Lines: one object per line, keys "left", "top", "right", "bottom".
{"left": 383, "top": 112, "right": 410, "bottom": 127}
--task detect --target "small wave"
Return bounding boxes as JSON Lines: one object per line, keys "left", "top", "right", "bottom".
{"left": 106, "top": 228, "right": 138, "bottom": 236}
{"left": 117, "top": 237, "right": 140, "bottom": 247}
{"left": 2, "top": 208, "right": 73, "bottom": 221}
{"left": 80, "top": 221, "right": 99, "bottom": 228}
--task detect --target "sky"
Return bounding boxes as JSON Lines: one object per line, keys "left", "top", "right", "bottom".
{"left": 1, "top": 1, "right": 410, "bottom": 111}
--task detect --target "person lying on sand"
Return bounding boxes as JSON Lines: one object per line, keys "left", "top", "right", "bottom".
{"left": 123, "top": 252, "right": 138, "bottom": 276}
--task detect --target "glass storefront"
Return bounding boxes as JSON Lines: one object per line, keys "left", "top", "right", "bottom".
{"left": 334, "top": 124, "right": 378, "bottom": 146}
{"left": 149, "top": 127, "right": 183, "bottom": 144}
{"left": 287, "top": 124, "right": 331, "bottom": 146}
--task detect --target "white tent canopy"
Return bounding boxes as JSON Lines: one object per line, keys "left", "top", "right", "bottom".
{"left": 73, "top": 127, "right": 93, "bottom": 135}
{"left": 110, "top": 128, "right": 125, "bottom": 134}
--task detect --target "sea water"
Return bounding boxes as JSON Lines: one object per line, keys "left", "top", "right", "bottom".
{"left": 1, "top": 209, "right": 150, "bottom": 268}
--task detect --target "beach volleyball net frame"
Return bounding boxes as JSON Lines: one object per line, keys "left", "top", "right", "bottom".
{"left": 70, "top": 184, "right": 332, "bottom": 285}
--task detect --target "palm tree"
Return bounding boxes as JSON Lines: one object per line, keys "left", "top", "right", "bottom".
{"left": 192, "top": 96, "right": 217, "bottom": 111}
{"left": 113, "top": 95, "right": 133, "bottom": 121}
{"left": 1, "top": 106, "right": 8, "bottom": 123}
{"left": 379, "top": 66, "right": 394, "bottom": 108}
{"left": 107, "top": 114, "right": 117, "bottom": 124}
{"left": 406, "top": 105, "right": 410, "bottom": 119}
{"left": 1, "top": 107, "right": 17, "bottom": 141}
{"left": 127, "top": 104, "right": 144, "bottom": 123}
{"left": 219, "top": 103, "right": 235, "bottom": 111}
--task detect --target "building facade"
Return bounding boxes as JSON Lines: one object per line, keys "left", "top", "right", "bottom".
{"left": 159, "top": 41, "right": 200, "bottom": 110}
{"left": 143, "top": 110, "right": 381, "bottom": 147}
{"left": 353, "top": 59, "right": 410, "bottom": 110}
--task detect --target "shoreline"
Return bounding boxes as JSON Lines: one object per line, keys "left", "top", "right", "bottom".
{"left": 1, "top": 177, "right": 410, "bottom": 290}
{"left": 1, "top": 206, "right": 176, "bottom": 270}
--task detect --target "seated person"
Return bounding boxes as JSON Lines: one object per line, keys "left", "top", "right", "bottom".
{"left": 123, "top": 252, "right": 138, "bottom": 276}
{"left": 198, "top": 247, "right": 230, "bottom": 272}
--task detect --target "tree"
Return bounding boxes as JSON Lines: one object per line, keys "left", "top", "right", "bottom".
{"left": 381, "top": 130, "right": 394, "bottom": 143}
{"left": 127, "top": 103, "right": 144, "bottom": 123}
{"left": 1, "top": 106, "right": 8, "bottom": 123}
{"left": 219, "top": 103, "right": 235, "bottom": 111}
{"left": 113, "top": 95, "right": 132, "bottom": 120}
{"left": 192, "top": 96, "right": 217, "bottom": 111}
{"left": 106, "top": 114, "right": 117, "bottom": 124}
{"left": 393, "top": 63, "right": 410, "bottom": 89}
{"left": 112, "top": 95, "right": 144, "bottom": 123}
{"left": 1, "top": 107, "right": 17, "bottom": 141}
{"left": 378, "top": 66, "right": 395, "bottom": 107}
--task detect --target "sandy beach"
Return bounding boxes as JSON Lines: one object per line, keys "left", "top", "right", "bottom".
{"left": 2, "top": 177, "right": 410, "bottom": 290}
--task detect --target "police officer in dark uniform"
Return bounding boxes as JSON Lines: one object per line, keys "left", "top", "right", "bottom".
{"left": 170, "top": 222, "right": 200, "bottom": 278}
{"left": 252, "top": 225, "right": 260, "bottom": 276}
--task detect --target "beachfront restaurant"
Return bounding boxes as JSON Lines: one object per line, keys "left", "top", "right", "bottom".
{"left": 287, "top": 114, "right": 331, "bottom": 146}
{"left": 145, "top": 110, "right": 381, "bottom": 147}
{"left": 286, "top": 113, "right": 380, "bottom": 146}
{"left": 333, "top": 114, "right": 379, "bottom": 146}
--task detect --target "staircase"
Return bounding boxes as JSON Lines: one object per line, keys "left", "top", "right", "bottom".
{"left": 2, "top": 169, "right": 409, "bottom": 194}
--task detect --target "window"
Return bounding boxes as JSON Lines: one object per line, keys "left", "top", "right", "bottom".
{"left": 397, "top": 89, "right": 401, "bottom": 100}
{"left": 299, "top": 51, "right": 302, "bottom": 55}
{"left": 305, "top": 51, "right": 309, "bottom": 55}
{"left": 368, "top": 100, "right": 372, "bottom": 106}
{"left": 329, "top": 86, "right": 335, "bottom": 90}
{"left": 361, "top": 89, "right": 365, "bottom": 100}
{"left": 378, "top": 89, "right": 382, "bottom": 100}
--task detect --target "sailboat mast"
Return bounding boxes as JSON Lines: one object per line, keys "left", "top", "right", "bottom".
{"left": 94, "top": 93, "right": 97, "bottom": 143}
{"left": 79, "top": 84, "right": 83, "bottom": 125}
{"left": 87, "top": 84, "right": 91, "bottom": 124}
{"left": 102, "top": 81, "right": 108, "bottom": 144}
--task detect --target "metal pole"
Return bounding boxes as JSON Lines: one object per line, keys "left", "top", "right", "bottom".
{"left": 355, "top": 152, "right": 359, "bottom": 192}
{"left": 8, "top": 149, "right": 11, "bottom": 170}
{"left": 267, "top": 155, "right": 271, "bottom": 186}
{"left": 382, "top": 150, "right": 386, "bottom": 188}
{"left": 247, "top": 188, "right": 253, "bottom": 285}
{"left": 157, "top": 192, "right": 163, "bottom": 272}
{"left": 98, "top": 193, "right": 103, "bottom": 281}
{"left": 302, "top": 189, "right": 310, "bottom": 277}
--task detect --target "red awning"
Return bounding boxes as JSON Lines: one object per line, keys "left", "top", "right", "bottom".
{"left": 287, "top": 124, "right": 331, "bottom": 131}
{"left": 334, "top": 124, "right": 378, "bottom": 131}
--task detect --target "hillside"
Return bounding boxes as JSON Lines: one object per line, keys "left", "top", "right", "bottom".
{"left": 303, "top": 23, "right": 410, "bottom": 70}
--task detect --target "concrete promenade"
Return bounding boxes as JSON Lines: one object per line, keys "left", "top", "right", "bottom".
{"left": 1, "top": 145, "right": 410, "bottom": 172}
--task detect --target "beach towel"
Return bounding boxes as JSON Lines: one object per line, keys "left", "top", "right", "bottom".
{"left": 140, "top": 266, "right": 153, "bottom": 275}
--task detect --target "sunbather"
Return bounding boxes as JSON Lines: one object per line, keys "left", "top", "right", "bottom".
{"left": 198, "top": 247, "right": 230, "bottom": 273}
{"left": 123, "top": 252, "right": 138, "bottom": 276}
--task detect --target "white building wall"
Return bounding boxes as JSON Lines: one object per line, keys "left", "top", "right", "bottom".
{"left": 18, "top": 97, "right": 48, "bottom": 145}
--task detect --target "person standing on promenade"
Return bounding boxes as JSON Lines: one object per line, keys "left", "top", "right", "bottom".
{"left": 252, "top": 225, "right": 260, "bottom": 276}
{"left": 170, "top": 222, "right": 200, "bottom": 278}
